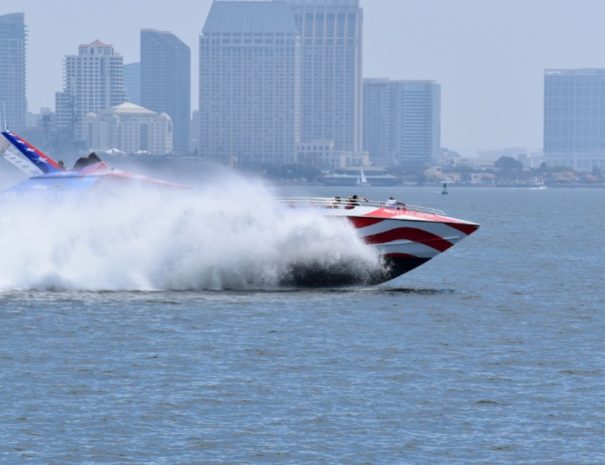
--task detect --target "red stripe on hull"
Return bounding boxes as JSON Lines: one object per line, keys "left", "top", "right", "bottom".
{"left": 446, "top": 222, "right": 479, "bottom": 235}
{"left": 347, "top": 216, "right": 385, "bottom": 229}
{"left": 364, "top": 227, "right": 454, "bottom": 252}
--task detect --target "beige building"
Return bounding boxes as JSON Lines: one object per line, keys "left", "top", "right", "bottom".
{"left": 85, "top": 102, "right": 173, "bottom": 155}
{"left": 297, "top": 139, "right": 369, "bottom": 170}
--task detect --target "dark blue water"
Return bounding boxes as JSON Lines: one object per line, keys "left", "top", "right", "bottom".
{"left": 1, "top": 187, "right": 603, "bottom": 464}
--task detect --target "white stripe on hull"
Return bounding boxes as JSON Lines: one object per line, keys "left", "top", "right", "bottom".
{"left": 376, "top": 241, "right": 442, "bottom": 259}
{"left": 355, "top": 218, "right": 469, "bottom": 243}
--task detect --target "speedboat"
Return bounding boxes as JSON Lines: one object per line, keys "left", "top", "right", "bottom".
{"left": 0, "top": 130, "right": 479, "bottom": 286}
{"left": 277, "top": 197, "right": 479, "bottom": 283}
{"left": 0, "top": 130, "right": 184, "bottom": 197}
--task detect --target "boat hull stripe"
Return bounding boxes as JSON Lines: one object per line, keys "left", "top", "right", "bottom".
{"left": 347, "top": 216, "right": 386, "bottom": 229}
{"left": 364, "top": 227, "right": 454, "bottom": 252}
{"left": 446, "top": 222, "right": 480, "bottom": 235}
{"left": 353, "top": 218, "right": 471, "bottom": 240}
{"left": 376, "top": 242, "right": 442, "bottom": 259}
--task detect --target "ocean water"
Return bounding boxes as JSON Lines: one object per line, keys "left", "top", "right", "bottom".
{"left": 0, "top": 186, "right": 603, "bottom": 464}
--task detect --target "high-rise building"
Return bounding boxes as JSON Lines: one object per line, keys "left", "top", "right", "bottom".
{"left": 363, "top": 79, "right": 441, "bottom": 167}
{"left": 363, "top": 79, "right": 391, "bottom": 166}
{"left": 0, "top": 13, "right": 27, "bottom": 131}
{"left": 141, "top": 29, "right": 191, "bottom": 155}
{"left": 55, "top": 40, "right": 126, "bottom": 141}
{"left": 123, "top": 62, "right": 141, "bottom": 105}
{"left": 199, "top": 0, "right": 300, "bottom": 166}
{"left": 544, "top": 69, "right": 605, "bottom": 171}
{"left": 285, "top": 0, "right": 363, "bottom": 153}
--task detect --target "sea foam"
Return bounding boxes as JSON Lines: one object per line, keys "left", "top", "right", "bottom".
{"left": 0, "top": 177, "right": 381, "bottom": 291}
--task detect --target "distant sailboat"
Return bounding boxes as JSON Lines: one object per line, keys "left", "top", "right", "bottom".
{"left": 357, "top": 168, "right": 370, "bottom": 187}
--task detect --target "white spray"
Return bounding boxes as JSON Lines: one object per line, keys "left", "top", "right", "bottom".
{"left": 0, "top": 177, "right": 382, "bottom": 291}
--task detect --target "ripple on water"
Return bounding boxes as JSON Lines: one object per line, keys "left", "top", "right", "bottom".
{"left": 0, "top": 187, "right": 604, "bottom": 464}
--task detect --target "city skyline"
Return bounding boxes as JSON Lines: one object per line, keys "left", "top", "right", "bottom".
{"left": 3, "top": 0, "right": 605, "bottom": 155}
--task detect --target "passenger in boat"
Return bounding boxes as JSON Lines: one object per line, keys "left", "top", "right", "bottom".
{"left": 73, "top": 152, "right": 102, "bottom": 170}
{"left": 385, "top": 196, "right": 397, "bottom": 208}
{"left": 88, "top": 152, "right": 102, "bottom": 164}
{"left": 331, "top": 196, "right": 342, "bottom": 208}
{"left": 346, "top": 194, "right": 360, "bottom": 209}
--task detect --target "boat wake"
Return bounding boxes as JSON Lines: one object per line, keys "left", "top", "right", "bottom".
{"left": 0, "top": 178, "right": 382, "bottom": 291}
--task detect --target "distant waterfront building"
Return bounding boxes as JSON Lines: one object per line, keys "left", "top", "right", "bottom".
{"left": 285, "top": 0, "right": 363, "bottom": 152}
{"left": 123, "top": 62, "right": 141, "bottom": 105}
{"left": 141, "top": 29, "right": 191, "bottom": 155}
{"left": 544, "top": 69, "right": 605, "bottom": 171}
{"left": 55, "top": 40, "right": 126, "bottom": 141}
{"left": 199, "top": 0, "right": 300, "bottom": 166}
{"left": 297, "top": 139, "right": 336, "bottom": 167}
{"left": 363, "top": 78, "right": 441, "bottom": 167}
{"left": 297, "top": 139, "right": 369, "bottom": 169}
{"left": 0, "top": 13, "right": 27, "bottom": 131}
{"left": 84, "top": 102, "right": 173, "bottom": 155}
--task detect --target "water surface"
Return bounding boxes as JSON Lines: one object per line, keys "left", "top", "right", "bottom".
{"left": 0, "top": 187, "right": 603, "bottom": 464}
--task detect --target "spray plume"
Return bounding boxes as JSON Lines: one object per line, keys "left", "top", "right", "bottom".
{"left": 0, "top": 176, "right": 382, "bottom": 291}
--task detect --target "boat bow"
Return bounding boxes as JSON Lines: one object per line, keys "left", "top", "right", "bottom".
{"left": 278, "top": 197, "right": 479, "bottom": 283}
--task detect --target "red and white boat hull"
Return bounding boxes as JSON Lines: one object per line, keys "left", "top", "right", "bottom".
{"left": 325, "top": 204, "right": 479, "bottom": 283}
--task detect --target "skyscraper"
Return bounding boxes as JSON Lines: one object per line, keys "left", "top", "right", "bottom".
{"left": 141, "top": 29, "right": 191, "bottom": 155}
{"left": 0, "top": 13, "right": 27, "bottom": 131}
{"left": 123, "top": 62, "right": 141, "bottom": 105}
{"left": 544, "top": 69, "right": 605, "bottom": 171}
{"left": 363, "top": 79, "right": 441, "bottom": 167}
{"left": 285, "top": 0, "right": 363, "bottom": 152}
{"left": 55, "top": 40, "right": 125, "bottom": 141}
{"left": 363, "top": 78, "right": 391, "bottom": 166}
{"left": 199, "top": 0, "right": 300, "bottom": 166}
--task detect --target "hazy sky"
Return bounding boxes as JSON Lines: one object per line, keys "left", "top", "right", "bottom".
{"left": 2, "top": 0, "right": 605, "bottom": 155}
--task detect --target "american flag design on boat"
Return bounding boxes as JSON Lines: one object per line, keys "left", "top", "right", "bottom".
{"left": 279, "top": 198, "right": 480, "bottom": 283}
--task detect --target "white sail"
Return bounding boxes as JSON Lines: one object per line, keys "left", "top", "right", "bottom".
{"left": 360, "top": 169, "right": 368, "bottom": 184}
